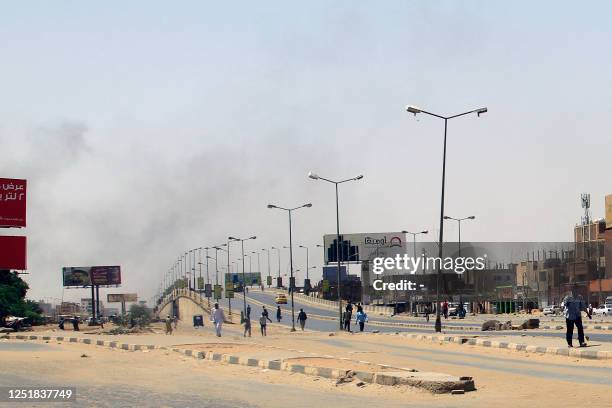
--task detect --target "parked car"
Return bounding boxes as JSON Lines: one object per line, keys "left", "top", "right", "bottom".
{"left": 542, "top": 305, "right": 561, "bottom": 316}
{"left": 593, "top": 305, "right": 612, "bottom": 316}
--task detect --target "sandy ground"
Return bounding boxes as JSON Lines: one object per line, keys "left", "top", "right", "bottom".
{"left": 2, "top": 321, "right": 611, "bottom": 407}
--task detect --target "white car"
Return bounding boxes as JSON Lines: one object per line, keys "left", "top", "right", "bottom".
{"left": 593, "top": 305, "right": 612, "bottom": 316}
{"left": 542, "top": 306, "right": 561, "bottom": 316}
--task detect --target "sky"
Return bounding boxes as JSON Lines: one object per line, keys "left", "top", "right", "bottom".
{"left": 1, "top": 1, "right": 610, "bottom": 304}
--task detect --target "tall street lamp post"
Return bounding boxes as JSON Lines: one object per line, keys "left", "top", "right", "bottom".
{"left": 271, "top": 246, "right": 281, "bottom": 287}
{"left": 444, "top": 215, "right": 476, "bottom": 309}
{"left": 229, "top": 236, "right": 257, "bottom": 317}
{"left": 268, "top": 203, "right": 312, "bottom": 332}
{"left": 308, "top": 171, "right": 363, "bottom": 330}
{"left": 262, "top": 248, "right": 272, "bottom": 286}
{"left": 406, "top": 104, "right": 487, "bottom": 332}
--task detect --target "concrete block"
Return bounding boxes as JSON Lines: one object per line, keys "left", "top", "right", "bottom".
{"left": 268, "top": 360, "right": 281, "bottom": 370}
{"left": 69, "top": 337, "right": 78, "bottom": 343}
{"left": 29, "top": 335, "right": 38, "bottom": 340}
{"left": 354, "top": 371, "right": 375, "bottom": 383}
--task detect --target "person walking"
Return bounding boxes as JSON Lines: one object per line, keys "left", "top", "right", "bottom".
{"left": 562, "top": 292, "right": 587, "bottom": 348}
{"left": 297, "top": 308, "right": 307, "bottom": 331}
{"left": 355, "top": 307, "right": 368, "bottom": 332}
{"left": 58, "top": 317, "right": 65, "bottom": 331}
{"left": 246, "top": 305, "right": 251, "bottom": 319}
{"left": 425, "top": 305, "right": 431, "bottom": 322}
{"left": 262, "top": 306, "right": 272, "bottom": 323}
{"left": 259, "top": 312, "right": 268, "bottom": 336}
{"left": 172, "top": 315, "right": 178, "bottom": 330}
{"left": 443, "top": 300, "right": 449, "bottom": 319}
{"left": 344, "top": 309, "right": 352, "bottom": 332}
{"left": 243, "top": 316, "right": 252, "bottom": 337}
{"left": 212, "top": 303, "right": 225, "bottom": 337}
{"left": 276, "top": 306, "right": 282, "bottom": 323}
{"left": 165, "top": 315, "right": 173, "bottom": 335}
{"left": 72, "top": 316, "right": 80, "bottom": 331}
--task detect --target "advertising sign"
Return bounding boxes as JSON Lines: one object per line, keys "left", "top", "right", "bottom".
{"left": 266, "top": 275, "right": 272, "bottom": 286}
{"left": 0, "top": 178, "right": 27, "bottom": 227}
{"left": 204, "top": 283, "right": 212, "bottom": 298}
{"left": 62, "top": 266, "right": 121, "bottom": 287}
{"left": 322, "top": 232, "right": 405, "bottom": 264}
{"left": 225, "top": 282, "right": 234, "bottom": 299}
{"left": 213, "top": 284, "right": 222, "bottom": 299}
{"left": 62, "top": 267, "right": 92, "bottom": 287}
{"left": 197, "top": 277, "right": 204, "bottom": 290}
{"left": 107, "top": 293, "right": 137, "bottom": 303}
{"left": 0, "top": 235, "right": 27, "bottom": 269}
{"left": 90, "top": 266, "right": 121, "bottom": 285}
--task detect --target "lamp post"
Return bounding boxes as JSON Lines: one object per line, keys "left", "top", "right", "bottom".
{"left": 444, "top": 215, "right": 475, "bottom": 310}
{"left": 229, "top": 236, "right": 257, "bottom": 317}
{"left": 262, "top": 248, "right": 272, "bottom": 287}
{"left": 272, "top": 246, "right": 281, "bottom": 287}
{"left": 401, "top": 230, "right": 429, "bottom": 267}
{"left": 252, "top": 251, "right": 261, "bottom": 287}
{"left": 406, "top": 104, "right": 487, "bottom": 332}
{"left": 308, "top": 171, "right": 363, "bottom": 330}
{"left": 268, "top": 203, "right": 312, "bottom": 332}
{"left": 299, "top": 246, "right": 310, "bottom": 279}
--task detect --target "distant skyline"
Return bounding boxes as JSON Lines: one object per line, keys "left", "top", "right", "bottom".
{"left": 1, "top": 1, "right": 610, "bottom": 303}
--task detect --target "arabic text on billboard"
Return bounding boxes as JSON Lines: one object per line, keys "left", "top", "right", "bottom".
{"left": 90, "top": 266, "right": 121, "bottom": 285}
{"left": 0, "top": 178, "right": 27, "bottom": 227}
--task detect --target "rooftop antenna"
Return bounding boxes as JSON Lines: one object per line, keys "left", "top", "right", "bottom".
{"left": 580, "top": 193, "right": 591, "bottom": 225}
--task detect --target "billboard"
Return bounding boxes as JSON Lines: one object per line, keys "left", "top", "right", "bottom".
{"left": 62, "top": 266, "right": 121, "bottom": 287}
{"left": 0, "top": 178, "right": 27, "bottom": 227}
{"left": 90, "top": 266, "right": 121, "bottom": 285}
{"left": 107, "top": 293, "right": 137, "bottom": 303}
{"left": 0, "top": 235, "right": 27, "bottom": 269}
{"left": 62, "top": 267, "right": 92, "bottom": 287}
{"left": 322, "top": 232, "right": 406, "bottom": 264}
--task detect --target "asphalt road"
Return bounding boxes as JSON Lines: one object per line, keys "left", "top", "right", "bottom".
{"left": 240, "top": 290, "right": 612, "bottom": 342}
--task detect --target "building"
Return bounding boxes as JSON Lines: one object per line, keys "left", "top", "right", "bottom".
{"left": 80, "top": 298, "right": 93, "bottom": 315}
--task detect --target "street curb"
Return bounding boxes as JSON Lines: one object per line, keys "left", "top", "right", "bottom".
{"left": 1, "top": 334, "right": 473, "bottom": 393}
{"left": 385, "top": 333, "right": 612, "bottom": 360}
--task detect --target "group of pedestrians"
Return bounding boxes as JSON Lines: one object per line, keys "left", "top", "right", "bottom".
{"left": 342, "top": 302, "right": 368, "bottom": 332}
{"left": 242, "top": 304, "right": 308, "bottom": 336}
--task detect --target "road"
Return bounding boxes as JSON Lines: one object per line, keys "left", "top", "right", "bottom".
{"left": 239, "top": 289, "right": 612, "bottom": 342}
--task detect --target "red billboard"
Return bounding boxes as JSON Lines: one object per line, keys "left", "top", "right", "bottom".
{"left": 90, "top": 266, "right": 122, "bottom": 285}
{"left": 0, "top": 235, "right": 27, "bottom": 269}
{"left": 0, "top": 178, "right": 27, "bottom": 228}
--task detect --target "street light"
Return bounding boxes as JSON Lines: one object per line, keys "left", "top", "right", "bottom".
{"left": 271, "top": 246, "right": 281, "bottom": 286}
{"left": 308, "top": 171, "right": 363, "bottom": 330}
{"left": 268, "top": 203, "right": 312, "bottom": 332}
{"left": 406, "top": 104, "right": 486, "bottom": 332}
{"left": 229, "top": 236, "right": 257, "bottom": 317}
{"left": 262, "top": 248, "right": 272, "bottom": 286}
{"left": 298, "top": 245, "right": 310, "bottom": 279}
{"left": 444, "top": 215, "right": 476, "bottom": 309}
{"left": 401, "top": 230, "right": 429, "bottom": 265}
{"left": 251, "top": 251, "right": 261, "bottom": 286}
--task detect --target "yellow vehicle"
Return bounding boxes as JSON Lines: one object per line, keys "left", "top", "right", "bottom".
{"left": 275, "top": 293, "right": 288, "bottom": 304}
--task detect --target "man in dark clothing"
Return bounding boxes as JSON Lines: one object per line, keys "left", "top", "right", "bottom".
{"left": 297, "top": 309, "right": 307, "bottom": 331}
{"left": 344, "top": 309, "right": 352, "bottom": 332}
{"left": 262, "top": 306, "right": 272, "bottom": 323}
{"left": 246, "top": 305, "right": 251, "bottom": 319}
{"left": 563, "top": 293, "right": 587, "bottom": 347}
{"left": 72, "top": 316, "right": 79, "bottom": 331}
{"left": 276, "top": 306, "right": 282, "bottom": 322}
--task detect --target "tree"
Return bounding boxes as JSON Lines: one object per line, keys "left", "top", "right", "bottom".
{"left": 0, "top": 270, "right": 43, "bottom": 325}
{"left": 128, "top": 303, "right": 152, "bottom": 328}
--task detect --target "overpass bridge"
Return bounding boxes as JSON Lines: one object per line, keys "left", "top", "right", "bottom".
{"left": 155, "top": 289, "right": 238, "bottom": 324}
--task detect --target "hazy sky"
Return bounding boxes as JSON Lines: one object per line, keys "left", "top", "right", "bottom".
{"left": 1, "top": 1, "right": 610, "bottom": 304}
